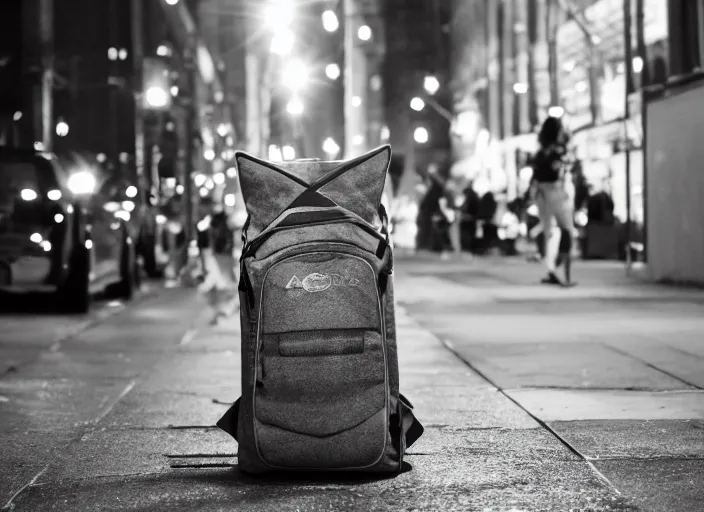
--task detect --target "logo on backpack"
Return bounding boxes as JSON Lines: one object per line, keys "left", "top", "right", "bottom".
{"left": 286, "top": 273, "right": 360, "bottom": 292}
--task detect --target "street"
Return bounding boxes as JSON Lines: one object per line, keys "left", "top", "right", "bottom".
{"left": 1, "top": 256, "right": 703, "bottom": 511}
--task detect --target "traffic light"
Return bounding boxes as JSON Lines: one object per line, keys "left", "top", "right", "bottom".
{"left": 143, "top": 58, "right": 172, "bottom": 110}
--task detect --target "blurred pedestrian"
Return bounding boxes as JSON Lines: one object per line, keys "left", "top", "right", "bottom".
{"left": 530, "top": 116, "right": 576, "bottom": 286}
{"left": 195, "top": 214, "right": 236, "bottom": 325}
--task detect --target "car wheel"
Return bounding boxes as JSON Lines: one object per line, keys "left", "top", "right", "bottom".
{"left": 55, "top": 244, "right": 91, "bottom": 314}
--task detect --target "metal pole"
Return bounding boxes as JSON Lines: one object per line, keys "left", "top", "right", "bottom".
{"left": 131, "top": 0, "right": 145, "bottom": 182}
{"left": 546, "top": 0, "right": 559, "bottom": 107}
{"left": 184, "top": 35, "right": 197, "bottom": 246}
{"left": 23, "top": 0, "right": 53, "bottom": 149}
{"left": 623, "top": 0, "right": 633, "bottom": 271}
{"left": 108, "top": 0, "right": 118, "bottom": 168}
{"left": 637, "top": 0, "right": 648, "bottom": 263}
{"left": 343, "top": 0, "right": 354, "bottom": 157}
{"left": 40, "top": 0, "right": 53, "bottom": 151}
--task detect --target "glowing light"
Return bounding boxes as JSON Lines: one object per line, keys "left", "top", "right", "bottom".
{"left": 126, "top": 185, "right": 138, "bottom": 198}
{"left": 42, "top": 241, "right": 52, "bottom": 252}
{"left": 170, "top": 85, "right": 179, "bottom": 96}
{"left": 30, "top": 233, "right": 42, "bottom": 243}
{"left": 424, "top": 75, "right": 440, "bottom": 95}
{"left": 282, "top": 145, "right": 296, "bottom": 160}
{"left": 213, "top": 172, "right": 226, "bottom": 185}
{"left": 85, "top": 240, "right": 93, "bottom": 249}
{"left": 115, "top": 211, "right": 130, "bottom": 222}
{"left": 264, "top": 0, "right": 294, "bottom": 30}
{"left": 121, "top": 201, "right": 135, "bottom": 212}
{"left": 54, "top": 214, "right": 64, "bottom": 223}
{"left": 204, "top": 148, "right": 215, "bottom": 161}
{"left": 282, "top": 60, "right": 308, "bottom": 91}
{"left": 410, "top": 97, "right": 425, "bottom": 111}
{"left": 286, "top": 97, "right": 304, "bottom": 116}
{"left": 352, "top": 96, "right": 362, "bottom": 107}
{"left": 157, "top": 45, "right": 169, "bottom": 56}
{"left": 108, "top": 47, "right": 118, "bottom": 61}
{"left": 413, "top": 127, "right": 429, "bottom": 144}
{"left": 322, "top": 137, "right": 340, "bottom": 156}
{"left": 352, "top": 134, "right": 364, "bottom": 146}
{"left": 226, "top": 167, "right": 237, "bottom": 178}
{"left": 224, "top": 194, "right": 236, "bottom": 207}
{"left": 165, "top": 0, "right": 179, "bottom": 5}
{"left": 325, "top": 63, "right": 340, "bottom": 80}
{"left": 145, "top": 86, "right": 169, "bottom": 108}
{"left": 194, "top": 174, "right": 206, "bottom": 187}
{"left": 380, "top": 126, "right": 390, "bottom": 141}
{"left": 47, "top": 189, "right": 62, "bottom": 200}
{"left": 322, "top": 10, "right": 339, "bottom": 32}
{"left": 270, "top": 29, "right": 294, "bottom": 55}
{"left": 358, "top": 25, "right": 372, "bottom": 41}
{"left": 548, "top": 106, "right": 565, "bottom": 118}
{"left": 21, "top": 189, "right": 38, "bottom": 201}
{"left": 156, "top": 214, "right": 167, "bottom": 225}
{"left": 268, "top": 145, "right": 283, "bottom": 161}
{"left": 67, "top": 171, "right": 97, "bottom": 195}
{"left": 513, "top": 82, "right": 528, "bottom": 94}
{"left": 13, "top": 111, "right": 22, "bottom": 121}
{"left": 633, "top": 56, "right": 644, "bottom": 73}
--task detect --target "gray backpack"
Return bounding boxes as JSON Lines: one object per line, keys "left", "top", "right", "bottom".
{"left": 217, "top": 145, "right": 424, "bottom": 474}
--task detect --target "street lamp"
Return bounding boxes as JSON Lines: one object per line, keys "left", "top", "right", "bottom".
{"left": 423, "top": 75, "right": 440, "bottom": 95}
{"left": 410, "top": 97, "right": 425, "bottom": 112}
{"left": 322, "top": 10, "right": 339, "bottom": 32}
{"left": 164, "top": 0, "right": 178, "bottom": 5}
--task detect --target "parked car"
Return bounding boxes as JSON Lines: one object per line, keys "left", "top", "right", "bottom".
{"left": 0, "top": 148, "right": 136, "bottom": 313}
{"left": 98, "top": 174, "right": 169, "bottom": 278}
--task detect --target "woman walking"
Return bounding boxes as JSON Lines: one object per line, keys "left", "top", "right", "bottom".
{"left": 530, "top": 116, "right": 576, "bottom": 287}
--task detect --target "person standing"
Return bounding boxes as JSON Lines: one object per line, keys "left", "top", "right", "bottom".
{"left": 530, "top": 116, "right": 576, "bottom": 286}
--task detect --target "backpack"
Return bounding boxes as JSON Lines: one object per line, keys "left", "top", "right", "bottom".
{"left": 216, "top": 145, "right": 424, "bottom": 475}
{"left": 531, "top": 144, "right": 569, "bottom": 183}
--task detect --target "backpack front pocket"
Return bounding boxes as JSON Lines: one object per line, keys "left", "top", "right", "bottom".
{"left": 253, "top": 251, "right": 388, "bottom": 470}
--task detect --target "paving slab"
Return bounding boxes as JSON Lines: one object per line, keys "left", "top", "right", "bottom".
{"left": 592, "top": 459, "right": 704, "bottom": 512}
{"left": 506, "top": 389, "right": 704, "bottom": 422}
{"left": 442, "top": 342, "right": 693, "bottom": 391}
{"left": 549, "top": 420, "right": 704, "bottom": 460}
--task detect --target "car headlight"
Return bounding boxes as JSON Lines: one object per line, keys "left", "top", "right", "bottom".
{"left": 67, "top": 171, "right": 97, "bottom": 195}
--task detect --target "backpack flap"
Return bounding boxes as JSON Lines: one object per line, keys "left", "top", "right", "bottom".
{"left": 235, "top": 145, "right": 391, "bottom": 239}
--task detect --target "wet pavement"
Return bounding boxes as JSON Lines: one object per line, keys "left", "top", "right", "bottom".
{"left": 1, "top": 255, "right": 702, "bottom": 511}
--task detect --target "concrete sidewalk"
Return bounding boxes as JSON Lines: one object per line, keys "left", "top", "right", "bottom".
{"left": 7, "top": 287, "right": 636, "bottom": 511}
{"left": 396, "top": 254, "right": 704, "bottom": 511}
